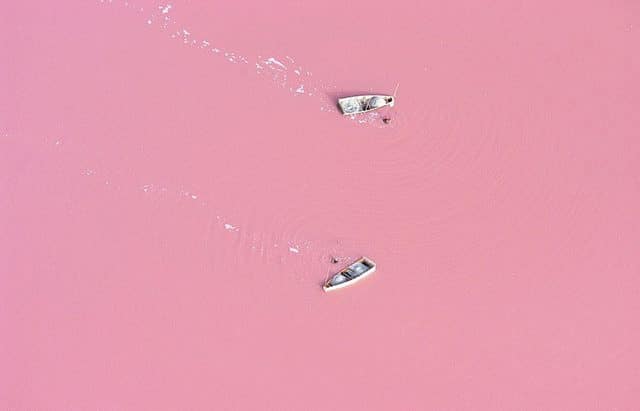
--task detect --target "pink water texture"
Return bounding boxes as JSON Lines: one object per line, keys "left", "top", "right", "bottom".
{"left": 2, "top": 0, "right": 640, "bottom": 409}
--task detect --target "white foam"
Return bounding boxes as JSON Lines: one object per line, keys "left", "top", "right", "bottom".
{"left": 265, "top": 57, "right": 286, "bottom": 70}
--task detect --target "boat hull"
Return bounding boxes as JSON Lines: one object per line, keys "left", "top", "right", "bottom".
{"left": 323, "top": 257, "right": 377, "bottom": 292}
{"left": 338, "top": 95, "right": 394, "bottom": 115}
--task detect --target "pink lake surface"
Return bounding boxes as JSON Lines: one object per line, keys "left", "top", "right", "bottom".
{"left": 2, "top": 0, "right": 640, "bottom": 409}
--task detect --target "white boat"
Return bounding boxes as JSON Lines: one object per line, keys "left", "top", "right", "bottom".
{"left": 323, "top": 257, "right": 377, "bottom": 292}
{"left": 338, "top": 95, "right": 395, "bottom": 115}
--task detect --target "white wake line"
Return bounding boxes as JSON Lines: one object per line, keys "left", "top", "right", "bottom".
{"left": 97, "top": 0, "right": 389, "bottom": 127}
{"left": 0, "top": 127, "right": 364, "bottom": 284}
{"left": 76, "top": 164, "right": 325, "bottom": 258}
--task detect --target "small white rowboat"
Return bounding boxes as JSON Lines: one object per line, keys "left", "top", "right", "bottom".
{"left": 338, "top": 95, "right": 395, "bottom": 115}
{"left": 323, "top": 257, "right": 377, "bottom": 292}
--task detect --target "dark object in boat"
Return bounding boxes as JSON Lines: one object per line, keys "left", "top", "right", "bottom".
{"left": 382, "top": 117, "right": 391, "bottom": 124}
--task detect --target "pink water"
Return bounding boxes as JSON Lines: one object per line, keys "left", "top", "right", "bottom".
{"left": 2, "top": 0, "right": 640, "bottom": 409}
